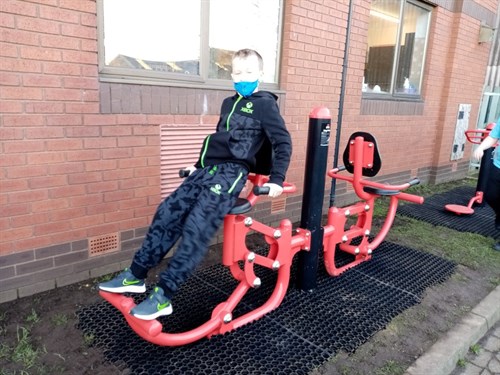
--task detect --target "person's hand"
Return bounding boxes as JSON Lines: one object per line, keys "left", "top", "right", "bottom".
{"left": 263, "top": 183, "right": 283, "bottom": 198}
{"left": 185, "top": 165, "right": 197, "bottom": 176}
{"left": 473, "top": 148, "right": 484, "bottom": 161}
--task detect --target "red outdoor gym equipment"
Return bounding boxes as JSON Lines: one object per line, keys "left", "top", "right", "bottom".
{"left": 445, "top": 123, "right": 496, "bottom": 215}
{"left": 100, "top": 110, "right": 424, "bottom": 346}
{"left": 323, "top": 132, "right": 423, "bottom": 276}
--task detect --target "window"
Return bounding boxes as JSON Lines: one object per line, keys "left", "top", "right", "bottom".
{"left": 363, "top": 0, "right": 431, "bottom": 98}
{"left": 99, "top": 0, "right": 283, "bottom": 88}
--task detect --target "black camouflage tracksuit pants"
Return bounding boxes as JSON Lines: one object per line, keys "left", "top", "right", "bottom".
{"left": 130, "top": 162, "right": 248, "bottom": 299}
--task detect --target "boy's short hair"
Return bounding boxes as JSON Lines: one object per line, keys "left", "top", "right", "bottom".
{"left": 233, "top": 49, "right": 263, "bottom": 71}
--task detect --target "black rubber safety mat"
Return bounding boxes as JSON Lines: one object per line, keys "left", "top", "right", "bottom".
{"left": 398, "top": 186, "right": 498, "bottom": 239}
{"left": 77, "top": 242, "right": 455, "bottom": 375}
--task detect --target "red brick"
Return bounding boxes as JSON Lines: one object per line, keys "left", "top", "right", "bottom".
{"left": 43, "top": 62, "right": 81, "bottom": 76}
{"left": 20, "top": 46, "right": 62, "bottom": 62}
{"left": 85, "top": 160, "right": 118, "bottom": 172}
{"left": 11, "top": 212, "right": 51, "bottom": 228}
{"left": 1, "top": 87, "right": 43, "bottom": 100}
{"left": 0, "top": 101, "right": 24, "bottom": 113}
{"left": 86, "top": 181, "right": 118, "bottom": 194}
{"left": 65, "top": 126, "right": 100, "bottom": 138}
{"left": 62, "top": 50, "right": 97, "bottom": 65}
{"left": 82, "top": 114, "right": 116, "bottom": 125}
{"left": 0, "top": 12, "right": 15, "bottom": 28}
{"left": 48, "top": 184, "right": 86, "bottom": 199}
{"left": 29, "top": 175, "right": 67, "bottom": 189}
{"left": 61, "top": 23, "right": 96, "bottom": 40}
{"left": 102, "top": 148, "right": 133, "bottom": 160}
{"left": 86, "top": 201, "right": 120, "bottom": 216}
{"left": 31, "top": 199, "right": 69, "bottom": 216}
{"left": 50, "top": 207, "right": 86, "bottom": 222}
{"left": 48, "top": 162, "right": 85, "bottom": 176}
{"left": 46, "top": 139, "right": 83, "bottom": 151}
{"left": 0, "top": 179, "right": 28, "bottom": 192}
{"left": 69, "top": 193, "right": 103, "bottom": 208}
{"left": 0, "top": 154, "right": 26, "bottom": 167}
{"left": 65, "top": 149, "right": 100, "bottom": 162}
{"left": 0, "top": 202, "right": 30, "bottom": 217}
{"left": 34, "top": 220, "right": 72, "bottom": 236}
{"left": 40, "top": 34, "right": 80, "bottom": 50}
{"left": 16, "top": 15, "right": 60, "bottom": 35}
{"left": 39, "top": 4, "right": 80, "bottom": 24}
{"left": 1, "top": 0, "right": 38, "bottom": 17}
{"left": 7, "top": 165, "right": 47, "bottom": 178}
{"left": 46, "top": 114, "right": 83, "bottom": 126}
{"left": 45, "top": 88, "right": 82, "bottom": 101}
{"left": 9, "top": 190, "right": 48, "bottom": 204}
{"left": 59, "top": 0, "right": 96, "bottom": 13}
{"left": 83, "top": 138, "right": 117, "bottom": 149}
{"left": 101, "top": 126, "right": 132, "bottom": 137}
{"left": 0, "top": 29, "right": 39, "bottom": 47}
{"left": 64, "top": 102, "right": 99, "bottom": 113}
{"left": 68, "top": 171, "right": 101, "bottom": 185}
{"left": 63, "top": 77, "right": 99, "bottom": 90}
{"left": 103, "top": 190, "right": 134, "bottom": 203}
{"left": 71, "top": 214, "right": 104, "bottom": 229}
{"left": 4, "top": 140, "right": 45, "bottom": 153}
{"left": 25, "top": 127, "right": 64, "bottom": 139}
{"left": 1, "top": 227, "right": 33, "bottom": 242}
{"left": 25, "top": 102, "right": 65, "bottom": 114}
{"left": 0, "top": 42, "right": 18, "bottom": 58}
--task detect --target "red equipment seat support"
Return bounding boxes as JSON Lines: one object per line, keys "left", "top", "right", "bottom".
{"left": 323, "top": 133, "right": 424, "bottom": 276}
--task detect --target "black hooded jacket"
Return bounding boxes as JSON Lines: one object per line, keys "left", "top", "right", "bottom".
{"left": 195, "top": 91, "right": 292, "bottom": 186}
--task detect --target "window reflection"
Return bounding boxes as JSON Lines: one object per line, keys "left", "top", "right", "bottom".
{"left": 363, "top": 0, "right": 430, "bottom": 97}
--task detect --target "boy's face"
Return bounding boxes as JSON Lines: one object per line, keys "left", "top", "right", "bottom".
{"left": 231, "top": 55, "right": 263, "bottom": 83}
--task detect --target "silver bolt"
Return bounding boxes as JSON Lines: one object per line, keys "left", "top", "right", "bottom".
{"left": 354, "top": 247, "right": 360, "bottom": 254}
{"left": 223, "top": 313, "right": 232, "bottom": 323}
{"left": 342, "top": 235, "right": 348, "bottom": 243}
{"left": 244, "top": 217, "right": 253, "bottom": 227}
{"left": 253, "top": 278, "right": 261, "bottom": 288}
{"left": 367, "top": 249, "right": 372, "bottom": 254}
{"left": 368, "top": 143, "right": 373, "bottom": 148}
{"left": 247, "top": 252, "right": 255, "bottom": 262}
{"left": 364, "top": 204, "right": 370, "bottom": 211}
{"left": 365, "top": 229, "right": 370, "bottom": 236}
{"left": 274, "top": 230, "right": 282, "bottom": 239}
{"left": 345, "top": 210, "right": 350, "bottom": 216}
{"left": 272, "top": 261, "right": 280, "bottom": 270}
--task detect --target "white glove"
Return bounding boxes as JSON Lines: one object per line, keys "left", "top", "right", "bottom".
{"left": 263, "top": 183, "right": 283, "bottom": 198}
{"left": 185, "top": 165, "right": 197, "bottom": 176}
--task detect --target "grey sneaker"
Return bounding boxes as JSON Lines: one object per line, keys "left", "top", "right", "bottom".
{"left": 130, "top": 286, "right": 173, "bottom": 320}
{"left": 98, "top": 268, "right": 146, "bottom": 294}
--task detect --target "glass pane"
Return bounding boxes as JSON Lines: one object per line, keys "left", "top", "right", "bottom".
{"left": 364, "top": 0, "right": 401, "bottom": 94}
{"left": 394, "top": 2, "right": 430, "bottom": 95}
{"left": 103, "top": 0, "right": 201, "bottom": 76}
{"left": 208, "top": 0, "right": 281, "bottom": 82}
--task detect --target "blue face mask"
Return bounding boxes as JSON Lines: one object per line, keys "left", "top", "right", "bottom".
{"left": 234, "top": 80, "right": 259, "bottom": 97}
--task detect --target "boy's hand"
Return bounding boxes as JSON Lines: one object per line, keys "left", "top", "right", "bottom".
{"left": 263, "top": 183, "right": 283, "bottom": 198}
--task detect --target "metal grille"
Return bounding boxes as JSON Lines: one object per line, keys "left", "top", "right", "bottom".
{"left": 271, "top": 197, "right": 286, "bottom": 213}
{"left": 398, "top": 186, "right": 498, "bottom": 238}
{"left": 77, "top": 241, "right": 455, "bottom": 375}
{"left": 160, "top": 124, "right": 213, "bottom": 198}
{"left": 88, "top": 234, "right": 119, "bottom": 257}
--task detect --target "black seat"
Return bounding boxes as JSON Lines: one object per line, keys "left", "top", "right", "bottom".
{"left": 229, "top": 198, "right": 252, "bottom": 215}
{"left": 363, "top": 186, "right": 400, "bottom": 196}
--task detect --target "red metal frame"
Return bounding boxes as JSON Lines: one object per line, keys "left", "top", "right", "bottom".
{"left": 100, "top": 135, "right": 424, "bottom": 345}
{"left": 100, "top": 174, "right": 310, "bottom": 346}
{"left": 323, "top": 136, "right": 424, "bottom": 276}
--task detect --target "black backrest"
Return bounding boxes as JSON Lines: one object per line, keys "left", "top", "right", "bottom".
{"left": 342, "top": 131, "right": 382, "bottom": 177}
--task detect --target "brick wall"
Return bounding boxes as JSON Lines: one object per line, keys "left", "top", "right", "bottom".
{"left": 0, "top": 0, "right": 497, "bottom": 302}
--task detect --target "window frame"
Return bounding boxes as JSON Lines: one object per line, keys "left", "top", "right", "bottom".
{"left": 363, "top": 0, "right": 432, "bottom": 100}
{"left": 96, "top": 0, "right": 284, "bottom": 91}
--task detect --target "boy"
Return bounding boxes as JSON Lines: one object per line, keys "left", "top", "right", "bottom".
{"left": 473, "top": 119, "right": 500, "bottom": 251}
{"left": 99, "top": 49, "right": 292, "bottom": 319}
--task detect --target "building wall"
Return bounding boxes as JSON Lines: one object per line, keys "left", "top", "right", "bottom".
{"left": 0, "top": 0, "right": 497, "bottom": 302}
